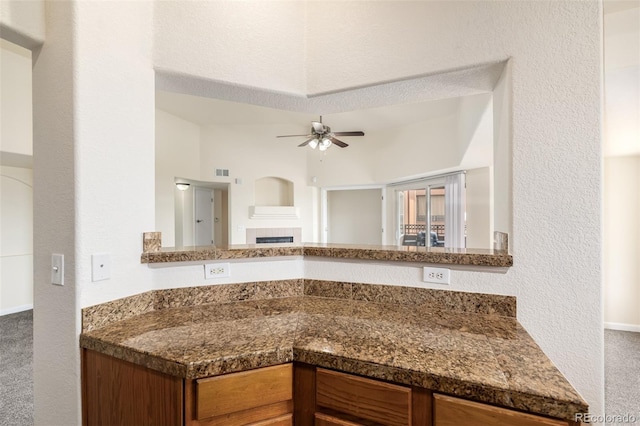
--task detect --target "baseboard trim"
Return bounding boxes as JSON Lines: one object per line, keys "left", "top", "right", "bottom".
{"left": 604, "top": 322, "right": 640, "bottom": 332}
{"left": 0, "top": 304, "right": 33, "bottom": 316}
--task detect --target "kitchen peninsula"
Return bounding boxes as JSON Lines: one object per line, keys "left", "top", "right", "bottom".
{"left": 141, "top": 242, "right": 513, "bottom": 267}
{"left": 80, "top": 278, "right": 585, "bottom": 425}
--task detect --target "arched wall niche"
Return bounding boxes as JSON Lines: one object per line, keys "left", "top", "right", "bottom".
{"left": 255, "top": 176, "right": 294, "bottom": 207}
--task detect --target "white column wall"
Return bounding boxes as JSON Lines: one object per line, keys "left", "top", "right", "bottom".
{"left": 32, "top": 2, "right": 79, "bottom": 424}
{"left": 32, "top": 1, "right": 156, "bottom": 424}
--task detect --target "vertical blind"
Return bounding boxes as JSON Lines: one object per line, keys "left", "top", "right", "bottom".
{"left": 444, "top": 172, "right": 466, "bottom": 248}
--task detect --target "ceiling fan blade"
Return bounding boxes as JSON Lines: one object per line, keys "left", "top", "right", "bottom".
{"left": 333, "top": 131, "right": 365, "bottom": 137}
{"left": 298, "top": 137, "right": 317, "bottom": 147}
{"left": 276, "top": 134, "right": 312, "bottom": 138}
{"left": 328, "top": 136, "right": 349, "bottom": 148}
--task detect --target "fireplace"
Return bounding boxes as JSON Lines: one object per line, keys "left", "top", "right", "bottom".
{"left": 246, "top": 228, "right": 301, "bottom": 244}
{"left": 256, "top": 236, "right": 294, "bottom": 244}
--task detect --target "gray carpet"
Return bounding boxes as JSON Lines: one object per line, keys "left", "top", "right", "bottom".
{"left": 0, "top": 310, "right": 33, "bottom": 426}
{"left": 0, "top": 312, "right": 638, "bottom": 426}
{"left": 605, "top": 329, "right": 640, "bottom": 425}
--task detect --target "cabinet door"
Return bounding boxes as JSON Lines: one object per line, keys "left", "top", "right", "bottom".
{"left": 316, "top": 368, "right": 411, "bottom": 426}
{"left": 186, "top": 364, "right": 293, "bottom": 426}
{"left": 433, "top": 394, "right": 570, "bottom": 426}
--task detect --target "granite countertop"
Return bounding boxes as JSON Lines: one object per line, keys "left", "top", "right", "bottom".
{"left": 80, "top": 282, "right": 585, "bottom": 421}
{"left": 141, "top": 242, "right": 513, "bottom": 267}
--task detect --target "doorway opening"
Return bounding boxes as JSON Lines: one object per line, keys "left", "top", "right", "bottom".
{"left": 174, "top": 178, "right": 229, "bottom": 248}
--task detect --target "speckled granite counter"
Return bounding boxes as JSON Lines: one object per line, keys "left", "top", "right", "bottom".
{"left": 80, "top": 280, "right": 585, "bottom": 421}
{"left": 141, "top": 242, "right": 513, "bottom": 267}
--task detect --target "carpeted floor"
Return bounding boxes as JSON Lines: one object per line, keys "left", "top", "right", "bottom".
{"left": 604, "top": 329, "right": 640, "bottom": 424}
{"left": 0, "top": 310, "right": 33, "bottom": 426}
{"left": 0, "top": 311, "right": 638, "bottom": 426}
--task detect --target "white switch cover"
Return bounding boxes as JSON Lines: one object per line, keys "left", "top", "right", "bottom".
{"left": 92, "top": 253, "right": 111, "bottom": 282}
{"left": 51, "top": 254, "right": 64, "bottom": 286}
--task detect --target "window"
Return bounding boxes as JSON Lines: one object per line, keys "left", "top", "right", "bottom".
{"left": 394, "top": 172, "right": 466, "bottom": 248}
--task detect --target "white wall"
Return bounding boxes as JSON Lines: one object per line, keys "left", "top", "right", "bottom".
{"left": 0, "top": 0, "right": 45, "bottom": 49}
{"left": 465, "top": 167, "right": 493, "bottom": 249}
{"left": 153, "top": 1, "right": 307, "bottom": 95}
{"left": 11, "top": 0, "right": 602, "bottom": 422}
{"left": 199, "top": 124, "right": 314, "bottom": 244}
{"left": 603, "top": 6, "right": 640, "bottom": 331}
{"left": 604, "top": 6, "right": 639, "bottom": 158}
{"left": 0, "top": 39, "right": 33, "bottom": 315}
{"left": 604, "top": 156, "right": 640, "bottom": 330}
{"left": 32, "top": 2, "right": 155, "bottom": 424}
{"left": 0, "top": 166, "right": 33, "bottom": 314}
{"left": 155, "top": 109, "right": 201, "bottom": 247}
{"left": 1, "top": 39, "right": 32, "bottom": 158}
{"left": 155, "top": 1, "right": 603, "bottom": 416}
{"left": 327, "top": 189, "right": 382, "bottom": 245}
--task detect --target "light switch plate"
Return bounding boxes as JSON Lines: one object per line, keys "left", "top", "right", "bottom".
{"left": 92, "top": 253, "right": 111, "bottom": 282}
{"left": 51, "top": 254, "right": 64, "bottom": 286}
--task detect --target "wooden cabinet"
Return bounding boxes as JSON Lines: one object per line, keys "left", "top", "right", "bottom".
{"left": 82, "top": 349, "right": 293, "bottom": 426}
{"left": 185, "top": 364, "right": 293, "bottom": 426}
{"left": 82, "top": 349, "right": 184, "bottom": 426}
{"left": 433, "top": 394, "right": 574, "bottom": 426}
{"left": 82, "top": 352, "right": 579, "bottom": 426}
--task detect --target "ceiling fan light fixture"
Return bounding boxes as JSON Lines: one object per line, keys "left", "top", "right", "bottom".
{"left": 308, "top": 139, "right": 319, "bottom": 149}
{"left": 319, "top": 137, "right": 332, "bottom": 151}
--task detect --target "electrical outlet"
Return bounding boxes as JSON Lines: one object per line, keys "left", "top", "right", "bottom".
{"left": 204, "top": 263, "right": 230, "bottom": 279}
{"left": 423, "top": 266, "right": 450, "bottom": 284}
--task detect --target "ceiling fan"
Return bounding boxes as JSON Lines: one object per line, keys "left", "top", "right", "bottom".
{"left": 276, "top": 116, "right": 365, "bottom": 151}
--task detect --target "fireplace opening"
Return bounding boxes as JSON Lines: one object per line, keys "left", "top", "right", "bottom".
{"left": 256, "top": 236, "right": 294, "bottom": 244}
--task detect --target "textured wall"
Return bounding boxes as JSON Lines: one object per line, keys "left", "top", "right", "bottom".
{"left": 153, "top": 1, "right": 307, "bottom": 95}
{"left": 154, "top": 1, "right": 602, "bottom": 415}
{"left": 32, "top": 1, "right": 156, "bottom": 424}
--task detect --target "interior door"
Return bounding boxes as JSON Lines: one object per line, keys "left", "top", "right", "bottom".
{"left": 195, "top": 188, "right": 213, "bottom": 246}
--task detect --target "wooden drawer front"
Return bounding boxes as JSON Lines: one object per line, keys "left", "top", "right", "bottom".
{"left": 315, "top": 412, "right": 363, "bottom": 426}
{"left": 433, "top": 394, "right": 569, "bottom": 426}
{"left": 316, "top": 368, "right": 411, "bottom": 426}
{"left": 196, "top": 364, "right": 293, "bottom": 420}
{"left": 249, "top": 413, "right": 293, "bottom": 426}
